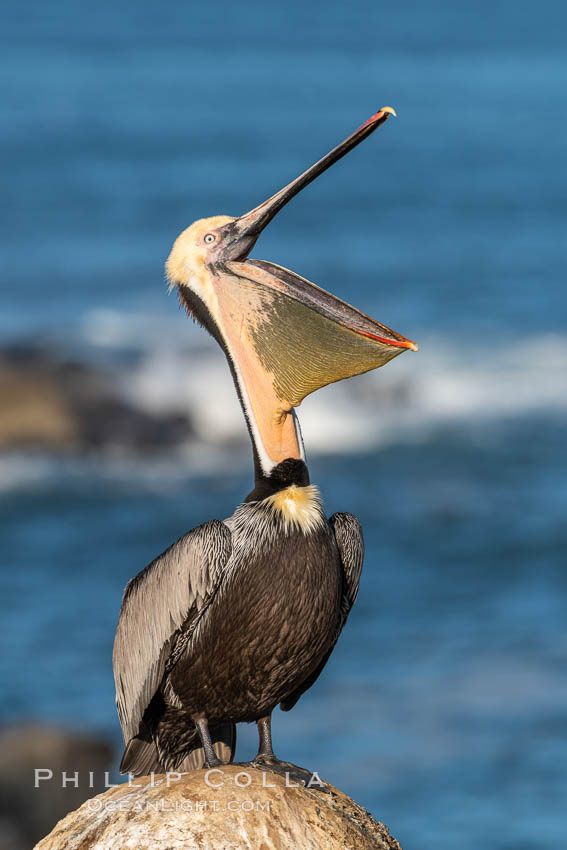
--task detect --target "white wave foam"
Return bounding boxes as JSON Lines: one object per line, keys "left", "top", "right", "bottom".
{"left": 3, "top": 318, "right": 564, "bottom": 493}
{"left": 121, "top": 329, "right": 567, "bottom": 454}
{"left": 0, "top": 447, "right": 249, "bottom": 495}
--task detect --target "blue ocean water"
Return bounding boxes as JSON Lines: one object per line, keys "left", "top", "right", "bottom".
{"left": 1, "top": 1, "right": 566, "bottom": 847}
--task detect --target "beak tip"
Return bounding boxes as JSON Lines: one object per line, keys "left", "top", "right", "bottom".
{"left": 379, "top": 106, "right": 397, "bottom": 118}
{"left": 408, "top": 340, "right": 419, "bottom": 352}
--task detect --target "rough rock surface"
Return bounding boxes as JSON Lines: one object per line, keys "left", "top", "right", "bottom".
{"left": 35, "top": 764, "right": 402, "bottom": 850}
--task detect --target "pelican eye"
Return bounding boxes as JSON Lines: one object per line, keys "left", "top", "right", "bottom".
{"left": 204, "top": 233, "right": 216, "bottom": 244}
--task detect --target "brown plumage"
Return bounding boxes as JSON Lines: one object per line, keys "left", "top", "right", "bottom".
{"left": 114, "top": 476, "right": 363, "bottom": 775}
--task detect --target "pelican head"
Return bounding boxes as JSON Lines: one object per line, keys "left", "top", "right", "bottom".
{"left": 166, "top": 108, "right": 417, "bottom": 480}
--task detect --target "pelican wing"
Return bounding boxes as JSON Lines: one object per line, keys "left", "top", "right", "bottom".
{"left": 280, "top": 512, "right": 363, "bottom": 711}
{"left": 113, "top": 520, "right": 232, "bottom": 745}
{"left": 329, "top": 511, "right": 364, "bottom": 616}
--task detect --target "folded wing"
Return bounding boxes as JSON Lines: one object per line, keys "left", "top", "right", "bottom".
{"left": 113, "top": 520, "right": 233, "bottom": 747}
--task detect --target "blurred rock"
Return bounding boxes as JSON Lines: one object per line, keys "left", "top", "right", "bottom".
{"left": 0, "top": 357, "right": 77, "bottom": 449}
{"left": 0, "top": 345, "right": 192, "bottom": 452}
{"left": 0, "top": 725, "right": 114, "bottom": 850}
{"left": 34, "top": 765, "right": 401, "bottom": 850}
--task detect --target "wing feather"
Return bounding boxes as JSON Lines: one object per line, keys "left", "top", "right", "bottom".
{"left": 113, "top": 520, "right": 232, "bottom": 745}
{"left": 330, "top": 511, "right": 364, "bottom": 615}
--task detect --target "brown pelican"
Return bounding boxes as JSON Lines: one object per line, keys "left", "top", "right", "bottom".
{"left": 113, "top": 108, "right": 417, "bottom": 777}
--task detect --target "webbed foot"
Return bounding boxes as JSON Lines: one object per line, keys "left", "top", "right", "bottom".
{"left": 249, "top": 715, "right": 329, "bottom": 791}
{"left": 251, "top": 756, "right": 328, "bottom": 791}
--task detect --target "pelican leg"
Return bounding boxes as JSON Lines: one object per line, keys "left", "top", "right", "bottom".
{"left": 194, "top": 716, "right": 222, "bottom": 768}
{"left": 251, "top": 714, "right": 328, "bottom": 790}
{"left": 254, "top": 715, "right": 276, "bottom": 763}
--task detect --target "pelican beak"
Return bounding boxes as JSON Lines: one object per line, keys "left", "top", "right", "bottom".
{"left": 223, "top": 107, "right": 398, "bottom": 261}
{"left": 207, "top": 107, "right": 416, "bottom": 413}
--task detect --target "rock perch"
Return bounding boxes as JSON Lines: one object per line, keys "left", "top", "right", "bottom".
{"left": 35, "top": 765, "right": 402, "bottom": 850}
